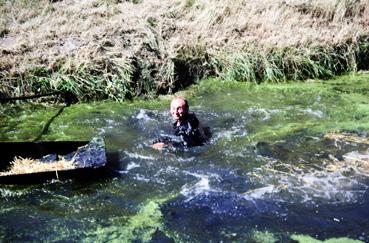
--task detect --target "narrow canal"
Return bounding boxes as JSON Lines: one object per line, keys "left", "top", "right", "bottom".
{"left": 1, "top": 74, "right": 369, "bottom": 242}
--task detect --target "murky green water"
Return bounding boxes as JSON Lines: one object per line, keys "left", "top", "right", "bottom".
{"left": 1, "top": 73, "right": 369, "bottom": 242}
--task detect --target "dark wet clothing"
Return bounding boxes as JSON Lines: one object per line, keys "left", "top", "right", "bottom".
{"left": 154, "top": 113, "right": 206, "bottom": 149}
{"left": 174, "top": 113, "right": 206, "bottom": 148}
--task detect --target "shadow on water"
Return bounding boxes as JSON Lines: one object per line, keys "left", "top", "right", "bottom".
{"left": 1, "top": 76, "right": 369, "bottom": 241}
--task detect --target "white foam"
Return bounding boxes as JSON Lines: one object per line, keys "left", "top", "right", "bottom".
{"left": 175, "top": 156, "right": 196, "bottom": 163}
{"left": 248, "top": 157, "right": 369, "bottom": 205}
{"left": 214, "top": 126, "right": 248, "bottom": 142}
{"left": 181, "top": 176, "right": 211, "bottom": 197}
{"left": 180, "top": 172, "right": 220, "bottom": 198}
{"left": 126, "top": 162, "right": 140, "bottom": 171}
{"left": 0, "top": 188, "right": 27, "bottom": 198}
{"left": 300, "top": 108, "right": 324, "bottom": 118}
{"left": 243, "top": 185, "right": 277, "bottom": 199}
{"left": 247, "top": 108, "right": 280, "bottom": 121}
{"left": 134, "top": 174, "right": 151, "bottom": 182}
{"left": 124, "top": 151, "right": 155, "bottom": 160}
{"left": 134, "top": 109, "right": 155, "bottom": 121}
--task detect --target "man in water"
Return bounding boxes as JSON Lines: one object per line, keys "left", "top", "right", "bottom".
{"left": 152, "top": 97, "right": 207, "bottom": 150}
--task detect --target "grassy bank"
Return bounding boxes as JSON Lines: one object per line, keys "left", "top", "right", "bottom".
{"left": 1, "top": 0, "right": 369, "bottom": 101}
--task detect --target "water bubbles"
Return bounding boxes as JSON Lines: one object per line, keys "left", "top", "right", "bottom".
{"left": 301, "top": 108, "right": 324, "bottom": 118}
{"left": 180, "top": 173, "right": 212, "bottom": 198}
{"left": 124, "top": 151, "right": 155, "bottom": 161}
{"left": 0, "top": 188, "right": 27, "bottom": 198}
{"left": 247, "top": 107, "right": 280, "bottom": 122}
{"left": 248, "top": 148, "right": 369, "bottom": 205}
{"left": 126, "top": 162, "right": 140, "bottom": 171}
{"left": 134, "top": 109, "right": 156, "bottom": 121}
{"left": 243, "top": 185, "right": 277, "bottom": 200}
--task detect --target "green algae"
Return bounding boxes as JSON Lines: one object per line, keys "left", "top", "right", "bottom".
{"left": 0, "top": 98, "right": 171, "bottom": 142}
{"left": 83, "top": 198, "right": 172, "bottom": 243}
{"left": 121, "top": 200, "right": 163, "bottom": 242}
{"left": 1, "top": 72, "right": 369, "bottom": 144}
{"left": 0, "top": 104, "right": 66, "bottom": 141}
{"left": 249, "top": 230, "right": 278, "bottom": 243}
{"left": 0, "top": 227, "right": 4, "bottom": 242}
{"left": 1, "top": 73, "right": 369, "bottom": 242}
{"left": 85, "top": 202, "right": 162, "bottom": 242}
{"left": 190, "top": 72, "right": 369, "bottom": 142}
{"left": 290, "top": 234, "right": 363, "bottom": 243}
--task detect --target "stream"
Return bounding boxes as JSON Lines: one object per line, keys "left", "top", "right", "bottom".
{"left": 1, "top": 74, "right": 369, "bottom": 242}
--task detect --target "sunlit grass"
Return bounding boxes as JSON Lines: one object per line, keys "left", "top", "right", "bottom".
{"left": 1, "top": 0, "right": 368, "bottom": 101}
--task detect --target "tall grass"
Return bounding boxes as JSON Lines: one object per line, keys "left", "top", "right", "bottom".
{"left": 215, "top": 39, "right": 364, "bottom": 83}
{"left": 1, "top": 0, "right": 369, "bottom": 101}
{"left": 14, "top": 58, "right": 134, "bottom": 102}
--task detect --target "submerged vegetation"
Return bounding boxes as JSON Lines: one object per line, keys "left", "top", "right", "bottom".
{"left": 85, "top": 200, "right": 164, "bottom": 242}
{"left": 1, "top": 70, "right": 369, "bottom": 241}
{"left": 290, "top": 234, "right": 363, "bottom": 243}
{"left": 1, "top": 0, "right": 369, "bottom": 101}
{"left": 2, "top": 72, "right": 369, "bottom": 143}
{"left": 2, "top": 2, "right": 369, "bottom": 241}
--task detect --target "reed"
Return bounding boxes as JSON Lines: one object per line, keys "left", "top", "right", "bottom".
{"left": 1, "top": 0, "right": 369, "bottom": 101}
{"left": 215, "top": 40, "right": 363, "bottom": 83}
{"left": 18, "top": 58, "right": 134, "bottom": 101}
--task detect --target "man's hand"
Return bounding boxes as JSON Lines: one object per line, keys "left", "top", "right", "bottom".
{"left": 152, "top": 142, "right": 166, "bottom": 150}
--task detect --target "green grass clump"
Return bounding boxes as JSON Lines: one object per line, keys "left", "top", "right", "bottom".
{"left": 15, "top": 58, "right": 134, "bottom": 102}
{"left": 216, "top": 40, "right": 363, "bottom": 84}
{"left": 250, "top": 230, "right": 278, "bottom": 243}
{"left": 291, "top": 234, "right": 363, "bottom": 243}
{"left": 52, "top": 58, "right": 134, "bottom": 101}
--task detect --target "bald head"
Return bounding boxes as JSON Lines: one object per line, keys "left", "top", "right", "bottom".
{"left": 170, "top": 97, "right": 189, "bottom": 122}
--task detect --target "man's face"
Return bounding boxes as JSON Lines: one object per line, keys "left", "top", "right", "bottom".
{"left": 170, "top": 98, "right": 187, "bottom": 121}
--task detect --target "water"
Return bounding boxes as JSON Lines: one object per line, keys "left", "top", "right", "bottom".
{"left": 1, "top": 75, "right": 369, "bottom": 242}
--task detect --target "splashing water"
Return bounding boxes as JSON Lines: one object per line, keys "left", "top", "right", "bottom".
{"left": 1, "top": 76, "right": 369, "bottom": 241}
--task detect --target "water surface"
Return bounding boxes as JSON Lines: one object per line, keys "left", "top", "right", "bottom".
{"left": 1, "top": 74, "right": 369, "bottom": 242}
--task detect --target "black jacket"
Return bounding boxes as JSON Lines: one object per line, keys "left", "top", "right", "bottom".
{"left": 173, "top": 113, "right": 205, "bottom": 147}
{"left": 153, "top": 113, "right": 206, "bottom": 148}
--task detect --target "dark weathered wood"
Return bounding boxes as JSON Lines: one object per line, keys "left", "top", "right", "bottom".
{"left": 0, "top": 139, "right": 110, "bottom": 184}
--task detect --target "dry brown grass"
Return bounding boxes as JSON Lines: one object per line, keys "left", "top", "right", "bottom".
{"left": 324, "top": 132, "right": 369, "bottom": 174}
{"left": 1, "top": 0, "right": 369, "bottom": 100}
{"left": 324, "top": 132, "right": 369, "bottom": 145}
{"left": 0, "top": 156, "right": 75, "bottom": 176}
{"left": 341, "top": 150, "right": 369, "bottom": 174}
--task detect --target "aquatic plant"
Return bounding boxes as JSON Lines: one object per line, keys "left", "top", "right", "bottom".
{"left": 290, "top": 234, "right": 363, "bottom": 243}
{"left": 2, "top": 69, "right": 369, "bottom": 242}
{"left": 120, "top": 200, "right": 163, "bottom": 242}
{"left": 0, "top": 227, "right": 4, "bottom": 243}
{"left": 83, "top": 201, "right": 163, "bottom": 242}
{"left": 250, "top": 230, "right": 278, "bottom": 243}
{"left": 325, "top": 132, "right": 369, "bottom": 145}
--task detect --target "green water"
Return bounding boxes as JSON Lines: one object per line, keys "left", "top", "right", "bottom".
{"left": 0, "top": 73, "right": 369, "bottom": 242}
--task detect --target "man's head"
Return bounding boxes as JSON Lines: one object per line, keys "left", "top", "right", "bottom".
{"left": 170, "top": 97, "right": 189, "bottom": 122}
